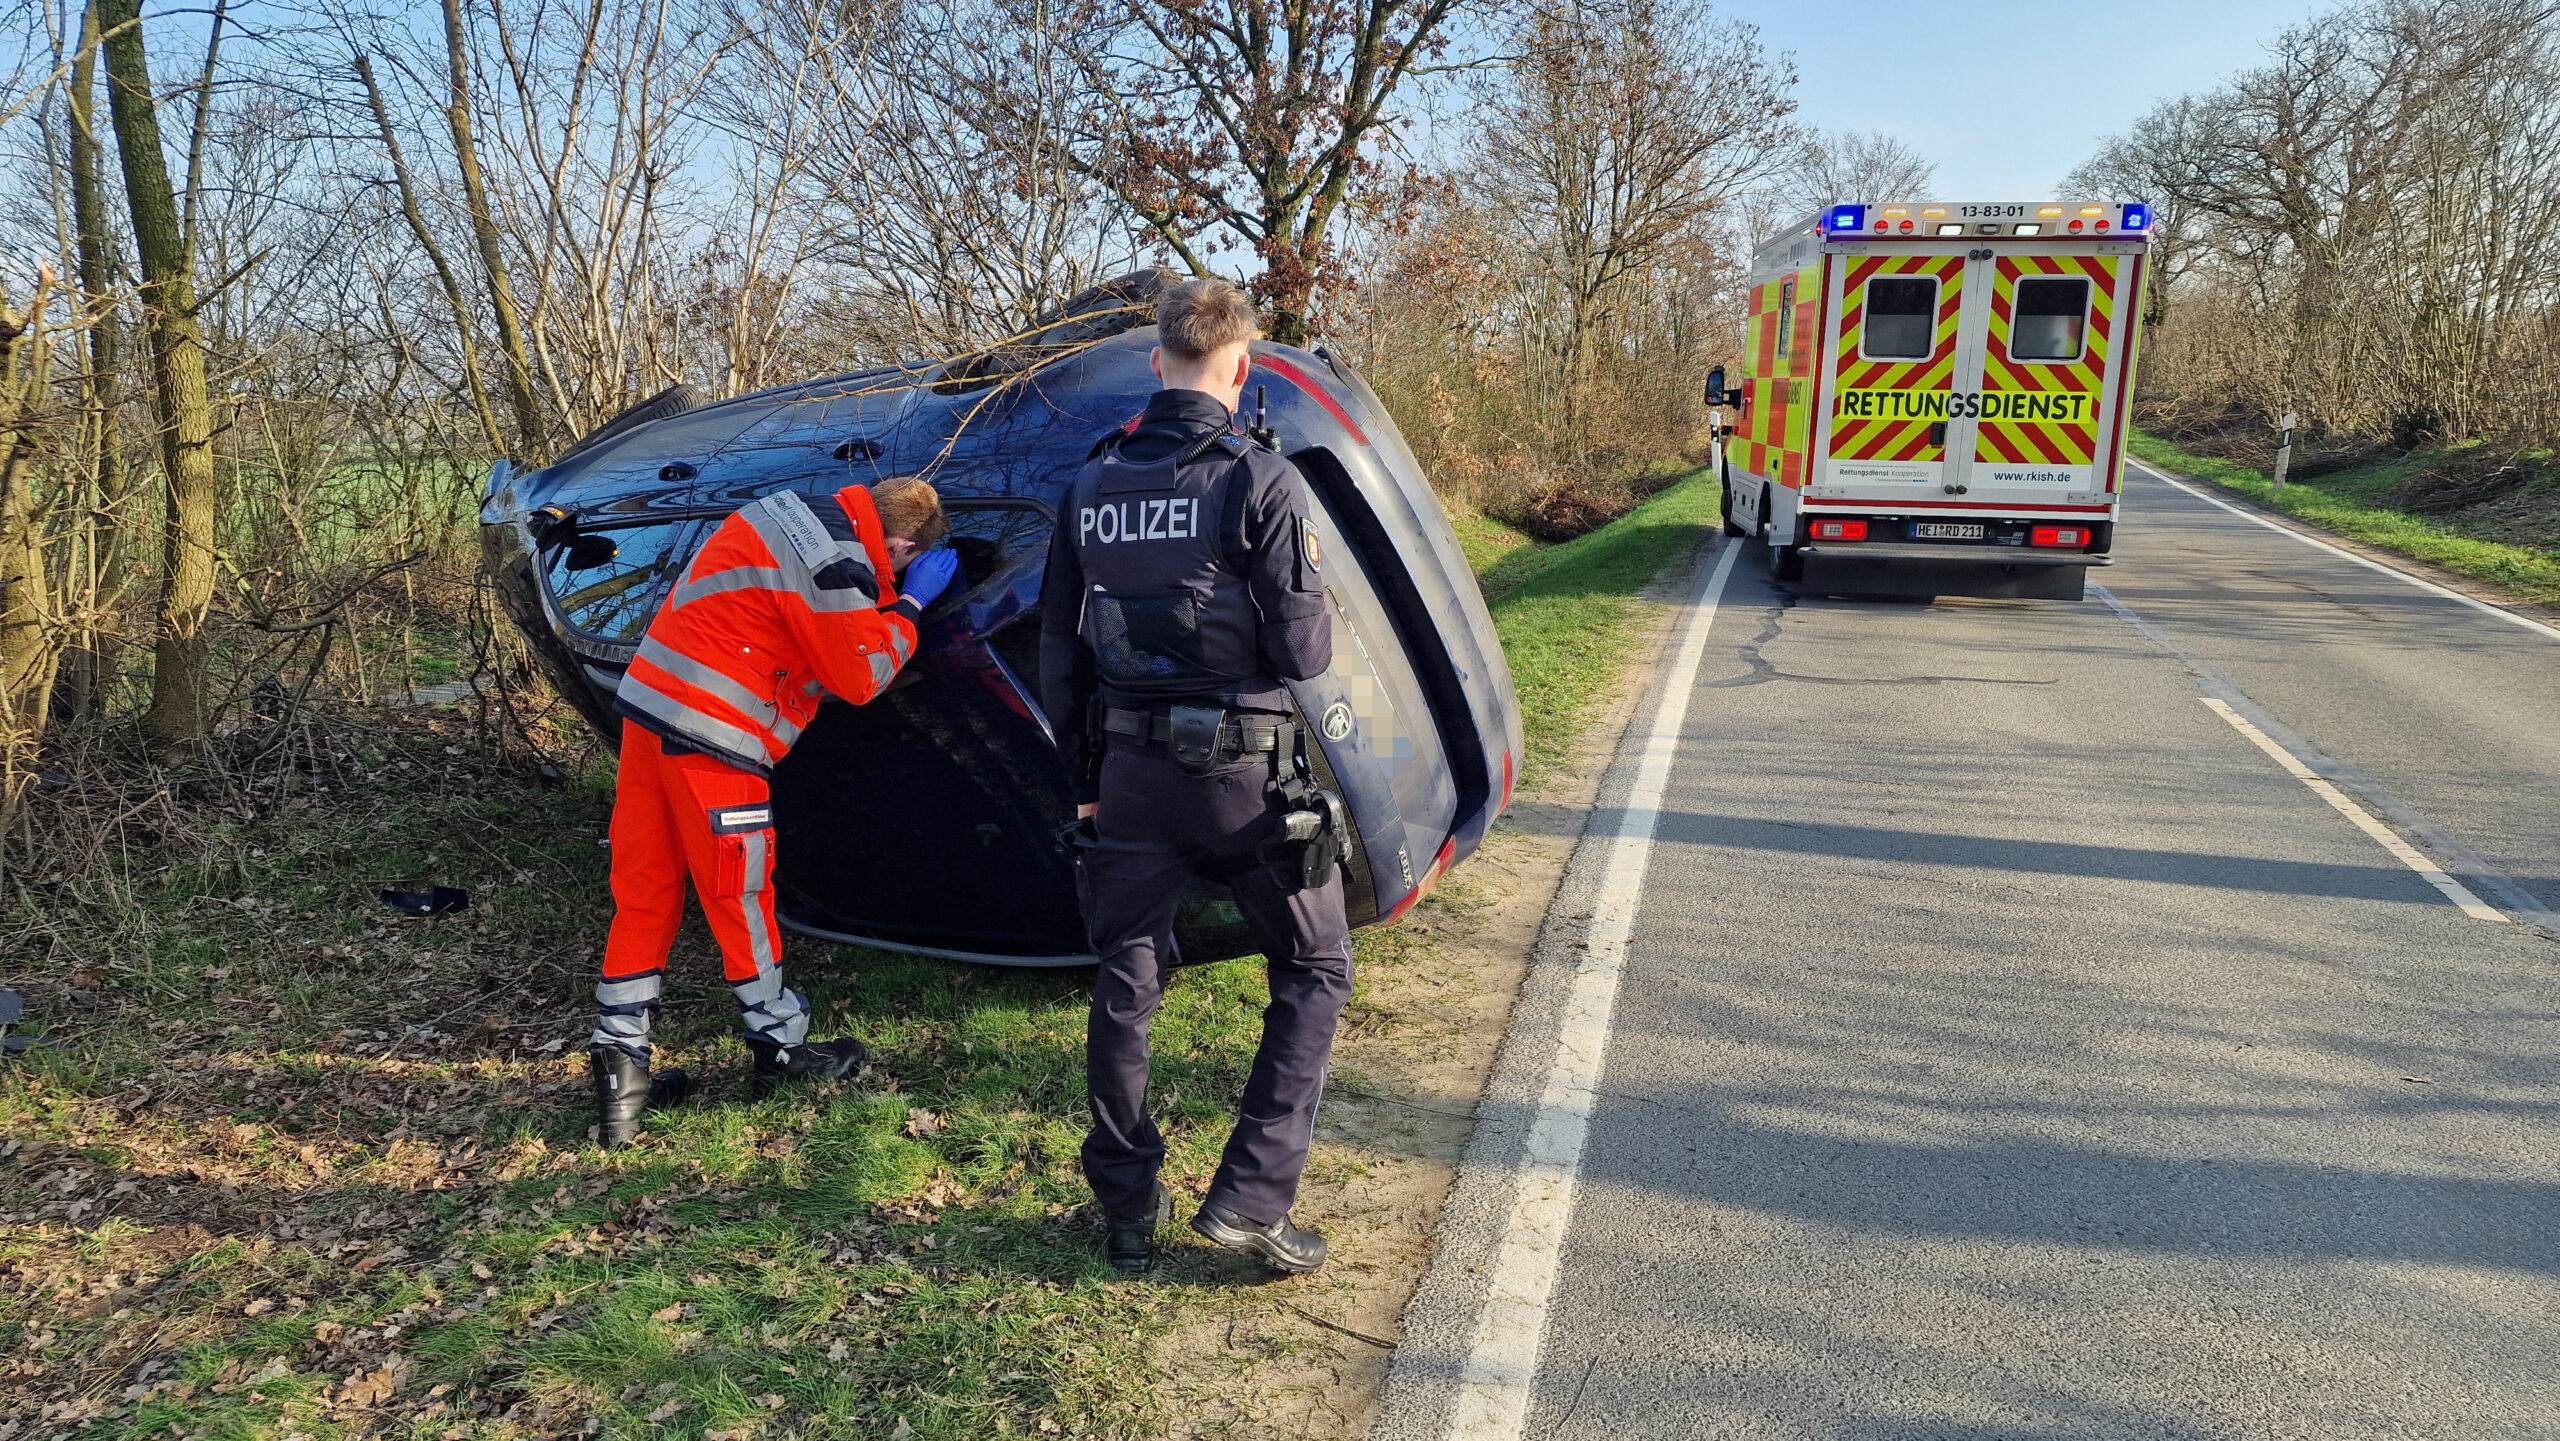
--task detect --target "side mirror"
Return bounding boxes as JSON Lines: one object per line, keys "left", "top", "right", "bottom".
{"left": 1703, "top": 366, "right": 1729, "bottom": 407}
{"left": 563, "top": 532, "right": 621, "bottom": 571}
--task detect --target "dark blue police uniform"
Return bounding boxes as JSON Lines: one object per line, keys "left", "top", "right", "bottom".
{"left": 1037, "top": 387, "right": 1351, "bottom": 1229}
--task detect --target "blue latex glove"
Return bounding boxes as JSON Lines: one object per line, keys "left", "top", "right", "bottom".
{"left": 900, "top": 547, "right": 961, "bottom": 609}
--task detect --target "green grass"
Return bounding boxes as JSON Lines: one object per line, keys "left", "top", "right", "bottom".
{"left": 0, "top": 478, "right": 1715, "bottom": 1439}
{"left": 2129, "top": 431, "right": 2560, "bottom": 608}
{"left": 1471, "top": 473, "right": 1717, "bottom": 772}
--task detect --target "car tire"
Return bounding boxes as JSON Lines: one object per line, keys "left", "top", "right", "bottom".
{"left": 1772, "top": 544, "right": 1804, "bottom": 582}
{"left": 1720, "top": 465, "right": 1747, "bottom": 538}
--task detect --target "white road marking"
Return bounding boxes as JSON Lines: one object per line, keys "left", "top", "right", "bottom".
{"left": 1443, "top": 539, "right": 1742, "bottom": 1441}
{"left": 2198, "top": 698, "right": 2507, "bottom": 923}
{"left": 2130, "top": 460, "right": 2560, "bottom": 644}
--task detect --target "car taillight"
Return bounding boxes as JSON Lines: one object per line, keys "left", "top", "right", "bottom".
{"left": 2031, "top": 526, "right": 2088, "bottom": 547}
{"left": 1810, "top": 520, "right": 1868, "bottom": 541}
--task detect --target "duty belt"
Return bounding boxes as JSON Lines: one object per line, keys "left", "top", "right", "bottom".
{"left": 1103, "top": 706, "right": 1282, "bottom": 760}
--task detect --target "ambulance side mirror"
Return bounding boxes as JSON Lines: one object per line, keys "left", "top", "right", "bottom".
{"left": 1703, "top": 366, "right": 1730, "bottom": 407}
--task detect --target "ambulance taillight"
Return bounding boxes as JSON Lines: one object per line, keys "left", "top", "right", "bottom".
{"left": 2031, "top": 527, "right": 2090, "bottom": 548}
{"left": 1811, "top": 520, "right": 1868, "bottom": 542}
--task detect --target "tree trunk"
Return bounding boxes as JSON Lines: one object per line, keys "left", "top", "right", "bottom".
{"left": 100, "top": 0, "right": 219, "bottom": 751}
{"left": 440, "top": 0, "right": 542, "bottom": 456}
{"left": 60, "top": 0, "right": 121, "bottom": 722}
{"left": 0, "top": 285, "right": 60, "bottom": 765}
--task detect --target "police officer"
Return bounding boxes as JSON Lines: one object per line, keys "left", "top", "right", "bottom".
{"left": 1038, "top": 278, "right": 1347, "bottom": 1275}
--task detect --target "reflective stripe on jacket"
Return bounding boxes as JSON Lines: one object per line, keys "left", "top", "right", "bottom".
{"left": 615, "top": 486, "right": 922, "bottom": 775}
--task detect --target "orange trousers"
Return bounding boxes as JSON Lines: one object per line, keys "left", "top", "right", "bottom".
{"left": 597, "top": 721, "right": 806, "bottom": 1053}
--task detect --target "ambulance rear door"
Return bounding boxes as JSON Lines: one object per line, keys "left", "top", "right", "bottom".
{"left": 1815, "top": 243, "right": 1972, "bottom": 499}
{"left": 1967, "top": 242, "right": 2141, "bottom": 509}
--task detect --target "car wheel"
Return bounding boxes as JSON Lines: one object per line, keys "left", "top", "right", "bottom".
{"left": 1772, "top": 541, "right": 1804, "bottom": 582}
{"left": 1720, "top": 465, "right": 1747, "bottom": 538}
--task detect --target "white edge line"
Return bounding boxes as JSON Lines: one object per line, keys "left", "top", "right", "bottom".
{"left": 2198, "top": 697, "right": 2506, "bottom": 923}
{"left": 1443, "top": 539, "right": 1743, "bottom": 1441}
{"left": 2131, "top": 460, "right": 2560, "bottom": 644}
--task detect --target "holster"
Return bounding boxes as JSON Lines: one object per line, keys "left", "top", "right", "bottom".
{"left": 1057, "top": 816, "right": 1100, "bottom": 919}
{"left": 1258, "top": 720, "right": 1348, "bottom": 891}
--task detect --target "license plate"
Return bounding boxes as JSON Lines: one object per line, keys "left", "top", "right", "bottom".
{"left": 1912, "top": 522, "right": 1984, "bottom": 540}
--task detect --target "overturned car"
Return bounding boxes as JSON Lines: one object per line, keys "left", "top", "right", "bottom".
{"left": 481, "top": 275, "right": 1522, "bottom": 966}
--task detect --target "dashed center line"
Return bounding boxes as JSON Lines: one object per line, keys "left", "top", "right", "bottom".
{"left": 2096, "top": 582, "right": 2526, "bottom": 928}
{"left": 2199, "top": 698, "right": 2506, "bottom": 923}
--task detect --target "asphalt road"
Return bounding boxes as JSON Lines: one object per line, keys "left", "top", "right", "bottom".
{"left": 1375, "top": 466, "right": 2560, "bottom": 1439}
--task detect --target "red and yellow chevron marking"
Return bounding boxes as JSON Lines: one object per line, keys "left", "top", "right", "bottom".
{"left": 1738, "top": 265, "right": 1820, "bottom": 484}
{"left": 1976, "top": 254, "right": 2118, "bottom": 467}
{"left": 1830, "top": 254, "right": 1963, "bottom": 462}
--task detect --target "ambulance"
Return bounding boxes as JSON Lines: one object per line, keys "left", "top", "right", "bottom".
{"left": 1713, "top": 200, "right": 2153, "bottom": 599}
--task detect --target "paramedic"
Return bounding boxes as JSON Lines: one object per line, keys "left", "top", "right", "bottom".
{"left": 589, "top": 477, "right": 959, "bottom": 1146}
{"left": 1037, "top": 277, "right": 1349, "bottom": 1275}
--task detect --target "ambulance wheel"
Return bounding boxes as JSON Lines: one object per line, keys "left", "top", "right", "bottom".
{"left": 1772, "top": 543, "right": 1804, "bottom": 582}
{"left": 1720, "top": 471, "right": 1746, "bottom": 537}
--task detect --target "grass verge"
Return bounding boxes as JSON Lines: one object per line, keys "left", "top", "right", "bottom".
{"left": 1468, "top": 473, "right": 1716, "bottom": 773}
{"left": 2129, "top": 431, "right": 2560, "bottom": 609}
{"left": 0, "top": 476, "right": 1714, "bottom": 1441}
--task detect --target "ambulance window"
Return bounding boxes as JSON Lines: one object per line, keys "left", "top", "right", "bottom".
{"left": 1862, "top": 277, "right": 1937, "bottom": 360}
{"left": 2011, "top": 277, "right": 2090, "bottom": 361}
{"left": 1777, "top": 279, "right": 1796, "bottom": 358}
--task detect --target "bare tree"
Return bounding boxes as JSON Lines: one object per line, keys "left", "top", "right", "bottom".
{"left": 99, "top": 0, "right": 219, "bottom": 749}
{"left": 1063, "top": 0, "right": 1488, "bottom": 344}
{"left": 1472, "top": 0, "right": 1794, "bottom": 455}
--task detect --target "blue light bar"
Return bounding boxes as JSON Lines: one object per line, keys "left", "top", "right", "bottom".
{"left": 2122, "top": 202, "right": 2151, "bottom": 231}
{"left": 1827, "top": 205, "right": 1866, "bottom": 233}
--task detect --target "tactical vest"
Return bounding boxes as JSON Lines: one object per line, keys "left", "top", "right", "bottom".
{"left": 1067, "top": 438, "right": 1268, "bottom": 704}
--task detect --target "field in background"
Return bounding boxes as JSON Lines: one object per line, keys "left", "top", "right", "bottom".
{"left": 0, "top": 476, "right": 1711, "bottom": 1441}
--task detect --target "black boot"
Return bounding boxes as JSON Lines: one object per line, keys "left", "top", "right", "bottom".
{"left": 1106, "top": 1184, "right": 1172, "bottom": 1275}
{"left": 591, "top": 1045, "right": 693, "bottom": 1148}
{"left": 1191, "top": 1202, "right": 1327, "bottom": 1274}
{"left": 746, "top": 1035, "right": 868, "bottom": 1101}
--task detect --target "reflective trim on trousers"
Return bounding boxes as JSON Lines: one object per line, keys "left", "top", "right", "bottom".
{"left": 617, "top": 678, "right": 781, "bottom": 769}
{"left": 724, "top": 825, "right": 798, "bottom": 1045}
{"left": 591, "top": 969, "right": 665, "bottom": 1056}
{"left": 633, "top": 635, "right": 803, "bottom": 746}
{"left": 735, "top": 983, "right": 811, "bottom": 1048}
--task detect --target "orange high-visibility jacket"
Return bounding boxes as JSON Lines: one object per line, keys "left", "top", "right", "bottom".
{"left": 615, "top": 485, "right": 923, "bottom": 775}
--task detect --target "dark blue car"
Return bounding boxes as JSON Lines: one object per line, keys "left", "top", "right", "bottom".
{"left": 481, "top": 274, "right": 1522, "bottom": 966}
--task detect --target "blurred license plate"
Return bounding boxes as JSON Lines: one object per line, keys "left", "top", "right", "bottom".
{"left": 1912, "top": 522, "right": 1984, "bottom": 539}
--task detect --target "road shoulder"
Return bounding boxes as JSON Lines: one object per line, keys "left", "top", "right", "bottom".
{"left": 1151, "top": 529, "right": 1722, "bottom": 1439}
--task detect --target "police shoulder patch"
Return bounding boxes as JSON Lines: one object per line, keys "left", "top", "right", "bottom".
{"left": 1303, "top": 518, "right": 1323, "bottom": 571}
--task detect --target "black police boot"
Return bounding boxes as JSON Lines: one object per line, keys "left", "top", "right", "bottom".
{"left": 1105, "top": 1184, "right": 1172, "bottom": 1275}
{"left": 746, "top": 1035, "right": 868, "bottom": 1101}
{"left": 1190, "top": 1202, "right": 1327, "bottom": 1274}
{"left": 591, "top": 1045, "right": 694, "bottom": 1148}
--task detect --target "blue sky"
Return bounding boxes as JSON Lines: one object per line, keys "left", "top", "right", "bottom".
{"left": 1712, "top": 0, "right": 2330, "bottom": 196}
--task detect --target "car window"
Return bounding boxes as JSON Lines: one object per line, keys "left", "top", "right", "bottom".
{"left": 544, "top": 520, "right": 705, "bottom": 640}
